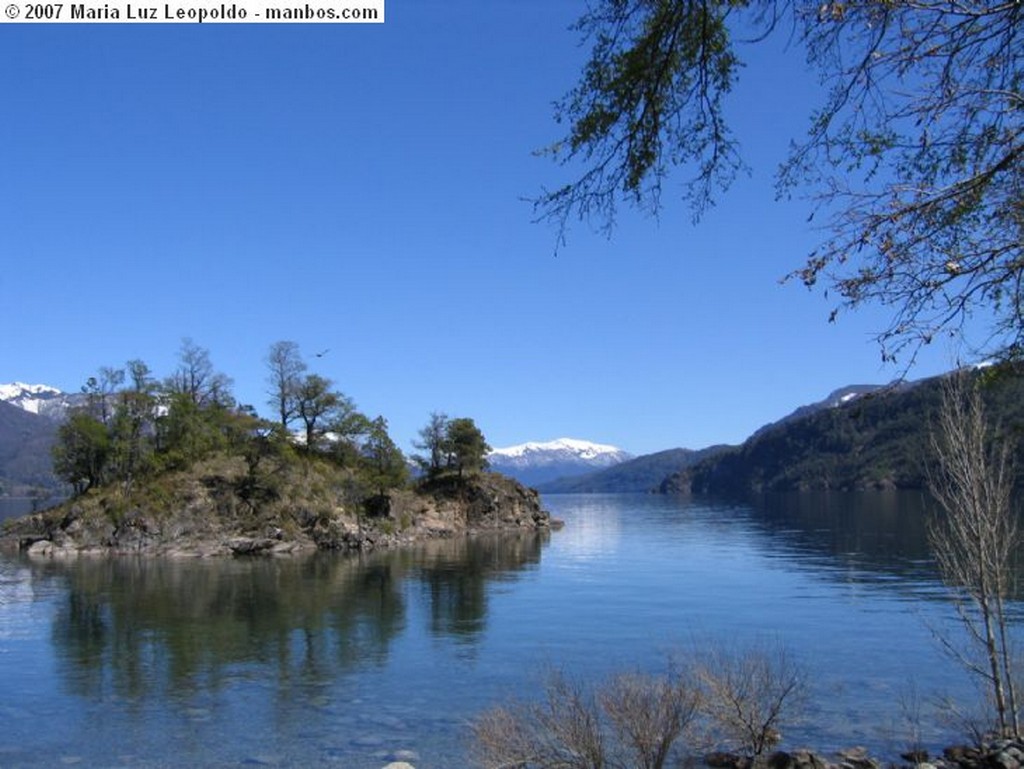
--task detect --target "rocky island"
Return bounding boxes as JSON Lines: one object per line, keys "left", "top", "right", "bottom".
{"left": 0, "top": 455, "right": 555, "bottom": 557}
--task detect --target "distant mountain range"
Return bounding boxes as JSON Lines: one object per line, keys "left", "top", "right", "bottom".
{"left": 535, "top": 446, "right": 729, "bottom": 493}
{"left": 487, "top": 438, "right": 632, "bottom": 487}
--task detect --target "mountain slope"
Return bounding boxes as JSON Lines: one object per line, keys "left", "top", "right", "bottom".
{"left": 488, "top": 438, "right": 632, "bottom": 486}
{"left": 0, "top": 400, "right": 60, "bottom": 495}
{"left": 662, "top": 371, "right": 1024, "bottom": 495}
{"left": 536, "top": 446, "right": 731, "bottom": 493}
{"left": 0, "top": 382, "right": 86, "bottom": 495}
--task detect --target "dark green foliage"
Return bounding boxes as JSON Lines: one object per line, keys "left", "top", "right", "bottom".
{"left": 234, "top": 425, "right": 285, "bottom": 510}
{"left": 539, "top": 0, "right": 748, "bottom": 235}
{"left": 411, "top": 413, "right": 491, "bottom": 479}
{"left": 106, "top": 373, "right": 158, "bottom": 492}
{"left": 360, "top": 416, "right": 408, "bottom": 498}
{"left": 53, "top": 412, "right": 111, "bottom": 494}
{"left": 446, "top": 417, "right": 490, "bottom": 478}
{"left": 294, "top": 374, "right": 344, "bottom": 452}
{"left": 329, "top": 406, "right": 372, "bottom": 468}
{"left": 677, "top": 369, "right": 1024, "bottom": 495}
{"left": 156, "top": 393, "right": 226, "bottom": 471}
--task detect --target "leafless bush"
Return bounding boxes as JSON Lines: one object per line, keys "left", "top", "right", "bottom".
{"left": 471, "top": 666, "right": 699, "bottom": 769}
{"left": 472, "top": 644, "right": 806, "bottom": 769}
{"left": 601, "top": 670, "right": 701, "bottom": 769}
{"left": 927, "top": 371, "right": 1021, "bottom": 738}
{"left": 694, "top": 643, "right": 806, "bottom": 758}
{"left": 471, "top": 672, "right": 606, "bottom": 769}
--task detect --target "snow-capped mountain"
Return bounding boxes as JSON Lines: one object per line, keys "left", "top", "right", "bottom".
{"left": 0, "top": 382, "right": 83, "bottom": 421}
{"left": 488, "top": 438, "right": 632, "bottom": 487}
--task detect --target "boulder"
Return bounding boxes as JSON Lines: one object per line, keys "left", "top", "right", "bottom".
{"left": 226, "top": 537, "right": 277, "bottom": 555}
{"left": 26, "top": 539, "right": 54, "bottom": 557}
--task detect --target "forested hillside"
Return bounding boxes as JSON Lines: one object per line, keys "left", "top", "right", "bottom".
{"left": 662, "top": 370, "right": 1024, "bottom": 495}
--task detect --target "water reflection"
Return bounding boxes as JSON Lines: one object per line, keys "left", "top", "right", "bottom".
{"left": 752, "top": 491, "right": 934, "bottom": 562}
{"left": 30, "top": 531, "right": 547, "bottom": 703}
{"left": 411, "top": 535, "right": 545, "bottom": 639}
{"left": 741, "top": 491, "right": 1024, "bottom": 599}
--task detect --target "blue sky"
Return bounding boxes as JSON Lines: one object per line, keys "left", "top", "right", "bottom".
{"left": 1, "top": 2, "right": 964, "bottom": 456}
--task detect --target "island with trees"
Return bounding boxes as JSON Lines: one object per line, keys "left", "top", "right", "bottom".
{"left": 1, "top": 339, "right": 555, "bottom": 557}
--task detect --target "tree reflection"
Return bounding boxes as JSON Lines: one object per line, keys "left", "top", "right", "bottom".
{"left": 416, "top": 533, "right": 545, "bottom": 640}
{"left": 38, "top": 530, "right": 548, "bottom": 702}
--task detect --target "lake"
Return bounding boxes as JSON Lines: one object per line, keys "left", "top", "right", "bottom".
{"left": 0, "top": 492, "right": 1011, "bottom": 768}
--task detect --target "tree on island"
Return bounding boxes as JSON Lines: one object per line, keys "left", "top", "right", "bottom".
{"left": 108, "top": 359, "right": 160, "bottom": 493}
{"left": 293, "top": 373, "right": 344, "bottom": 452}
{"left": 412, "top": 411, "right": 450, "bottom": 477}
{"left": 52, "top": 342, "right": 255, "bottom": 497}
{"left": 446, "top": 417, "right": 490, "bottom": 478}
{"left": 361, "top": 416, "right": 408, "bottom": 499}
{"left": 167, "top": 337, "right": 233, "bottom": 409}
{"left": 265, "top": 340, "right": 307, "bottom": 431}
{"left": 52, "top": 411, "right": 111, "bottom": 494}
{"left": 81, "top": 366, "right": 124, "bottom": 424}
{"left": 541, "top": 1, "right": 1022, "bottom": 364}
{"left": 412, "top": 413, "right": 491, "bottom": 479}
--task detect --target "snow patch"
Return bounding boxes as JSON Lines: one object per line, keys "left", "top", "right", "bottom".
{"left": 490, "top": 437, "right": 625, "bottom": 460}
{"left": 0, "top": 382, "right": 62, "bottom": 402}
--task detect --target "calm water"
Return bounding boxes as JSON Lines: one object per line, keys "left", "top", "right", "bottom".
{"left": 0, "top": 492, "right": 1012, "bottom": 768}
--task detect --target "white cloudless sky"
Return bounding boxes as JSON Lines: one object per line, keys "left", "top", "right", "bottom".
{"left": 0, "top": 1, "right": 968, "bottom": 456}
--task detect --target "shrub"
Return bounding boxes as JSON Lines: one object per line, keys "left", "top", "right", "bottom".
{"left": 472, "top": 644, "right": 806, "bottom": 769}
{"left": 472, "top": 665, "right": 700, "bottom": 769}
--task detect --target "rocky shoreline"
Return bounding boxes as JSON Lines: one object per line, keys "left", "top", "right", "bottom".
{"left": 0, "top": 465, "right": 559, "bottom": 558}
{"left": 369, "top": 739, "right": 1024, "bottom": 769}
{"left": 321, "top": 737, "right": 1024, "bottom": 769}
{"left": 706, "top": 740, "right": 1024, "bottom": 769}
